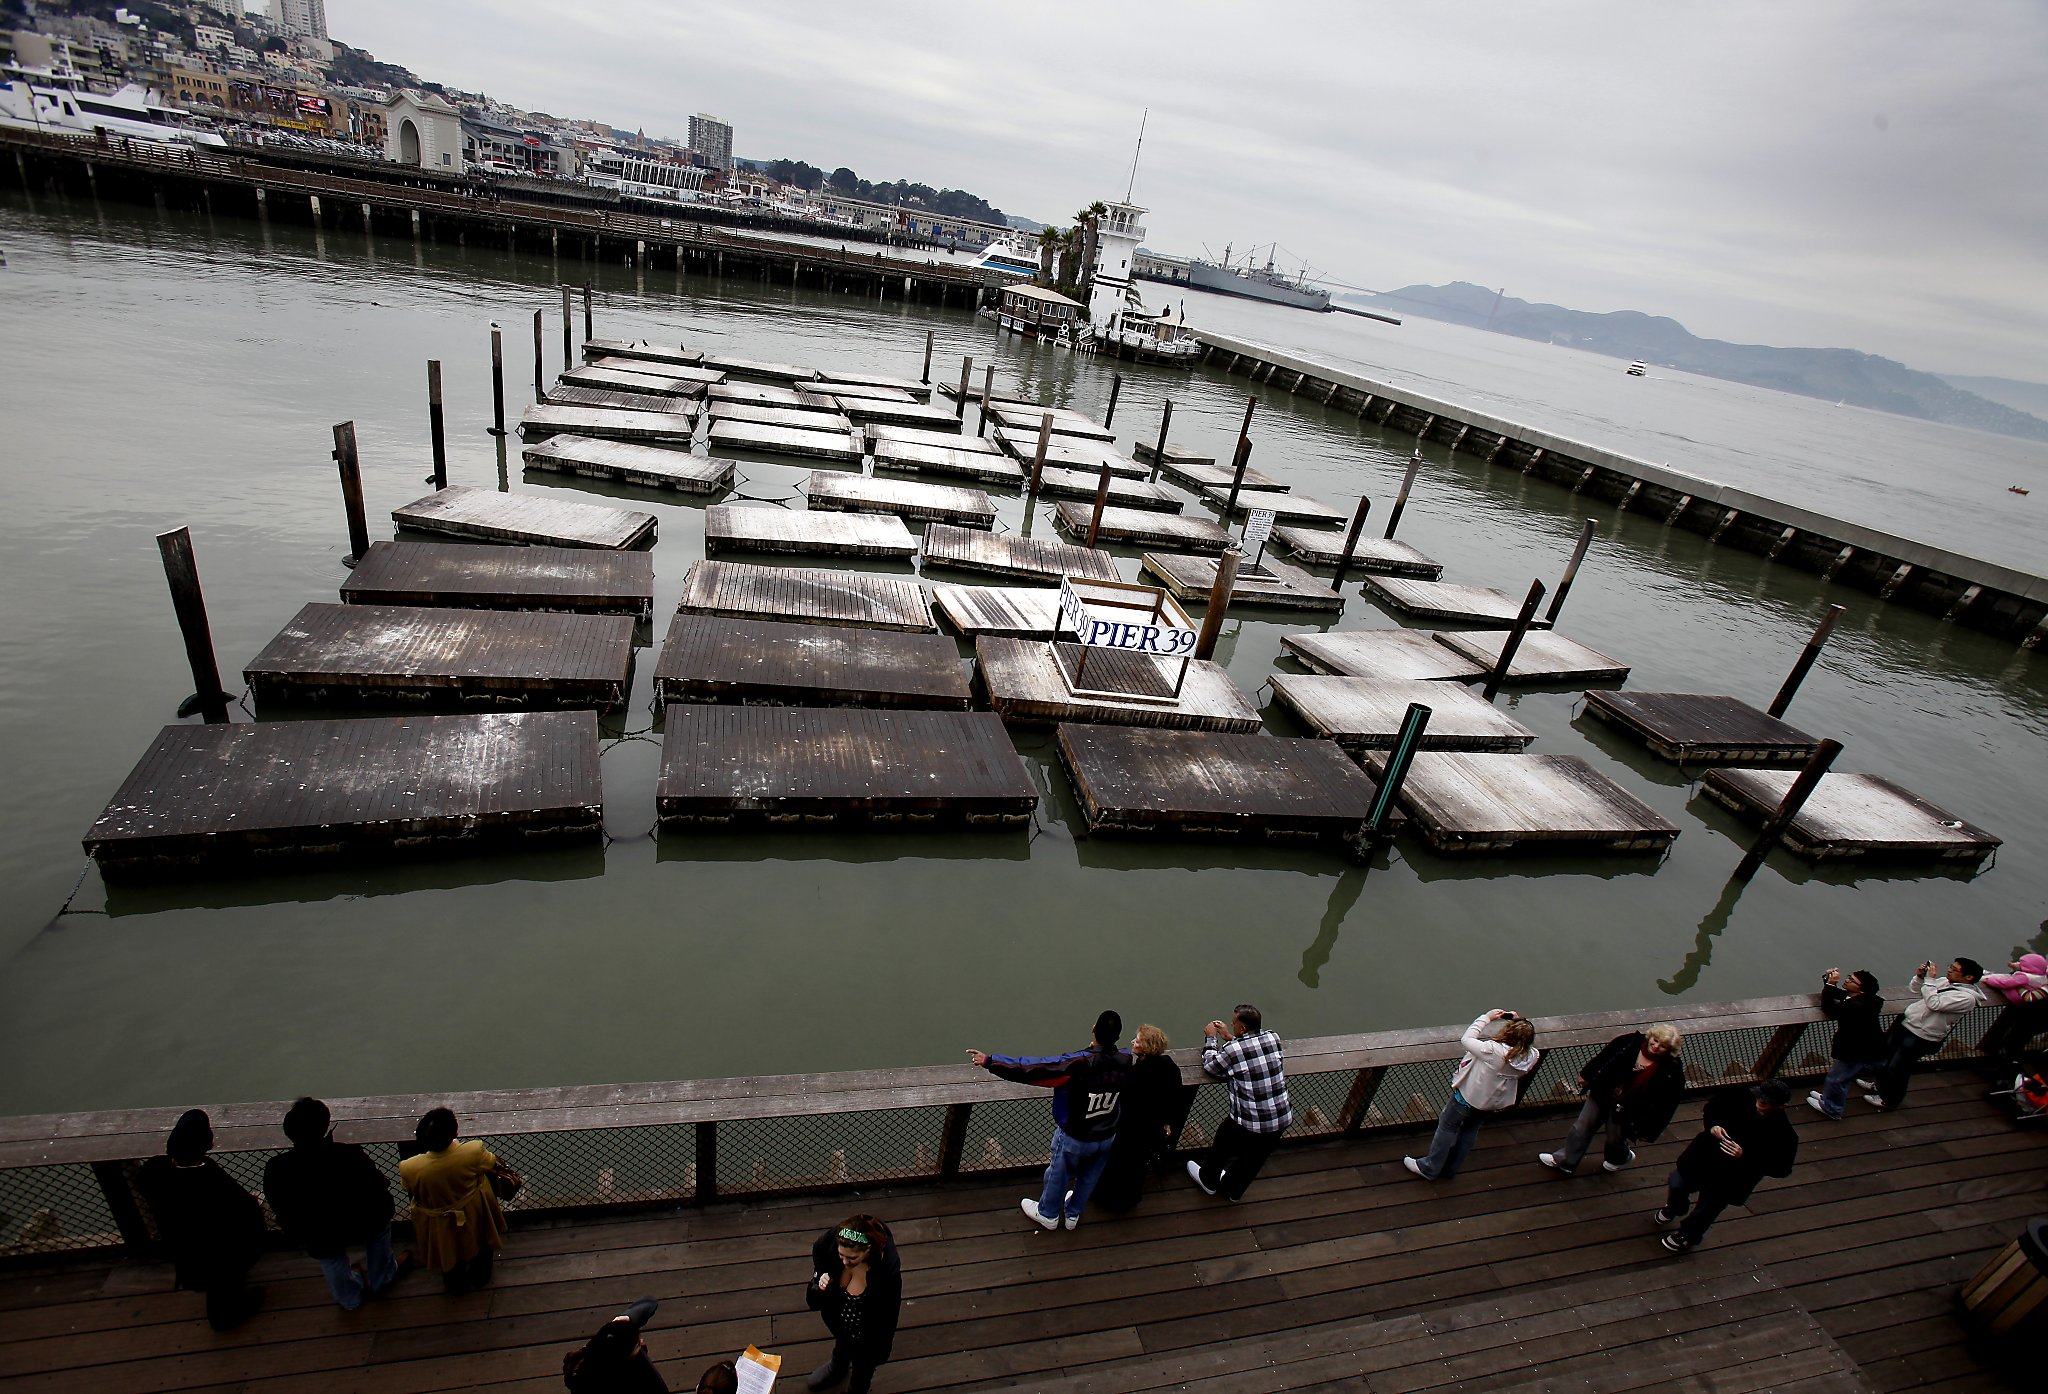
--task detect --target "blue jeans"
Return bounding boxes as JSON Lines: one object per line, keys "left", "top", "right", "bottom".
{"left": 1872, "top": 1023, "right": 1943, "bottom": 1109}
{"left": 1815, "top": 1056, "right": 1886, "bottom": 1118}
{"left": 314, "top": 1221, "right": 398, "bottom": 1311}
{"left": 1039, "top": 1128, "right": 1114, "bottom": 1224}
{"left": 1413, "top": 1090, "right": 1485, "bottom": 1179}
{"left": 1664, "top": 1168, "right": 1730, "bottom": 1247}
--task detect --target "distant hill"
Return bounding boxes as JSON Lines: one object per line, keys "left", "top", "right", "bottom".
{"left": 1350, "top": 283, "right": 2048, "bottom": 444}
{"left": 1939, "top": 373, "right": 2048, "bottom": 422}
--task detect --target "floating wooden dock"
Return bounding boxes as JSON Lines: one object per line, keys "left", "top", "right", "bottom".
{"left": 1362, "top": 577, "right": 1553, "bottom": 628}
{"left": 827, "top": 397, "right": 961, "bottom": 429}
{"left": 1272, "top": 526, "right": 1443, "bottom": 578}
{"left": 1033, "top": 466, "right": 1184, "bottom": 512}
{"left": 702, "top": 504, "right": 917, "bottom": 559}
{"left": 975, "top": 636, "right": 1261, "bottom": 731}
{"left": 1204, "top": 487, "right": 1350, "bottom": 526}
{"left": 705, "top": 419, "right": 861, "bottom": 462}
{"left": 987, "top": 404, "right": 1114, "bottom": 440}
{"left": 930, "top": 584, "right": 1062, "bottom": 638}
{"left": 1052, "top": 502, "right": 1234, "bottom": 553}
{"left": 1581, "top": 690, "right": 1820, "bottom": 765}
{"left": 677, "top": 560, "right": 935, "bottom": 632}
{"left": 517, "top": 402, "right": 696, "bottom": 445}
{"left": 814, "top": 368, "right": 930, "bottom": 399}
{"left": 865, "top": 424, "right": 1001, "bottom": 454}
{"left": 871, "top": 438, "right": 1024, "bottom": 486}
{"left": 559, "top": 364, "right": 708, "bottom": 398}
{"left": 804, "top": 472, "right": 997, "bottom": 529}
{"left": 1358, "top": 750, "right": 1681, "bottom": 855}
{"left": 1142, "top": 552, "right": 1343, "bottom": 611}
{"left": 1133, "top": 440, "right": 1216, "bottom": 468}
{"left": 1271, "top": 674, "right": 1538, "bottom": 753}
{"left": 1283, "top": 629, "right": 1489, "bottom": 682}
{"left": 543, "top": 384, "right": 685, "bottom": 413}
{"left": 995, "top": 429, "right": 1148, "bottom": 476}
{"left": 652, "top": 614, "right": 970, "bottom": 709}
{"left": 812, "top": 381, "right": 915, "bottom": 404}
{"left": 393, "top": 486, "right": 657, "bottom": 549}
{"left": 658, "top": 705, "right": 1035, "bottom": 827}
{"left": 706, "top": 401, "right": 852, "bottom": 434}
{"left": 338, "top": 541, "right": 654, "bottom": 618}
{"left": 921, "top": 523, "right": 1122, "bottom": 584}
{"left": 708, "top": 382, "right": 813, "bottom": 408}
{"left": 243, "top": 603, "right": 634, "bottom": 711}
{"left": 1056, "top": 725, "right": 1386, "bottom": 841}
{"left": 581, "top": 339, "right": 705, "bottom": 369}
{"left": 704, "top": 354, "right": 821, "bottom": 384}
{"left": 1697, "top": 769, "right": 2001, "bottom": 864}
{"left": 586, "top": 356, "right": 725, "bottom": 387}
{"left": 522, "top": 435, "right": 733, "bottom": 495}
{"left": 1435, "top": 630, "right": 1632, "bottom": 684}
{"left": 1156, "top": 458, "right": 1289, "bottom": 493}
{"left": 81, "top": 711, "right": 603, "bottom": 878}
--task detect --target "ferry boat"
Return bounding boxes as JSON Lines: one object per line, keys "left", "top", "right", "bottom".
{"left": 0, "top": 64, "right": 227, "bottom": 148}
{"left": 1185, "top": 243, "right": 1330, "bottom": 312}
{"left": 1627, "top": 361, "right": 1648, "bottom": 376}
{"left": 1095, "top": 307, "right": 1199, "bottom": 365}
{"left": 972, "top": 232, "right": 1040, "bottom": 281}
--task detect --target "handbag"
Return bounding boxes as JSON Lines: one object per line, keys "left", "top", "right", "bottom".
{"left": 488, "top": 1159, "right": 524, "bottom": 1205}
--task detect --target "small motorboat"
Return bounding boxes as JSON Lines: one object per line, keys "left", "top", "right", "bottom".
{"left": 1626, "top": 361, "right": 1647, "bottom": 377}
{"left": 2009, "top": 486, "right": 2031, "bottom": 496}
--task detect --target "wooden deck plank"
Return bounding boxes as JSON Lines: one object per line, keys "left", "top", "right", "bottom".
{"left": 1362, "top": 577, "right": 1554, "bottom": 628}
{"left": 804, "top": 473, "right": 997, "bottom": 530}
{"left": 541, "top": 384, "right": 688, "bottom": 413}
{"left": 811, "top": 369, "right": 931, "bottom": 400}
{"left": 1142, "top": 553, "right": 1343, "bottom": 612}
{"left": 338, "top": 541, "right": 654, "bottom": 619}
{"left": 1133, "top": 440, "right": 1217, "bottom": 468}
{"left": 676, "top": 560, "right": 935, "bottom": 633}
{"left": 557, "top": 365, "right": 708, "bottom": 398}
{"left": 1032, "top": 468, "right": 1184, "bottom": 512}
{"left": 702, "top": 355, "right": 821, "bottom": 384}
{"left": 704, "top": 401, "right": 852, "bottom": 434}
{"left": 1435, "top": 630, "right": 1632, "bottom": 684}
{"left": 810, "top": 382, "right": 915, "bottom": 404}
{"left": 1052, "top": 503, "right": 1233, "bottom": 553}
{"left": 521, "top": 436, "right": 733, "bottom": 496}
{"left": 1697, "top": 770, "right": 2001, "bottom": 863}
{"left": 987, "top": 405, "right": 1114, "bottom": 440}
{"left": 1582, "top": 690, "right": 1821, "bottom": 765}
{"left": 993, "top": 429, "right": 1147, "bottom": 476}
{"left": 921, "top": 524, "right": 1123, "bottom": 584}
{"left": 1270, "top": 675, "right": 1538, "bottom": 752}
{"left": 392, "top": 486, "right": 656, "bottom": 550}
{"left": 1272, "top": 527, "right": 1443, "bottom": 579}
{"left": 651, "top": 614, "right": 969, "bottom": 709}
{"left": 1155, "top": 458, "right": 1289, "bottom": 493}
{"left": 702, "top": 505, "right": 918, "bottom": 559}
{"left": 1202, "top": 488, "right": 1350, "bottom": 526}
{"left": 704, "top": 420, "right": 861, "bottom": 463}
{"left": 975, "top": 636, "right": 1260, "bottom": 731}
{"left": 1057, "top": 725, "right": 1385, "bottom": 840}
{"left": 863, "top": 425, "right": 1002, "bottom": 455}
{"left": 871, "top": 439, "right": 1024, "bottom": 486}
{"left": 1282, "top": 630, "right": 1489, "bottom": 682}
{"left": 931, "top": 585, "right": 1063, "bottom": 638}
{"left": 583, "top": 357, "right": 723, "bottom": 387}
{"left": 1356, "top": 750, "right": 1681, "bottom": 855}
{"left": 706, "top": 382, "right": 811, "bottom": 408}
{"left": 515, "top": 403, "right": 696, "bottom": 445}
{"left": 827, "top": 398, "right": 962, "bottom": 429}
{"left": 579, "top": 339, "right": 707, "bottom": 369}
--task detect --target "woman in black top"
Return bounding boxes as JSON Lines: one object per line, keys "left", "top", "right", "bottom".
{"left": 804, "top": 1214, "right": 901, "bottom": 1394}
{"left": 1809, "top": 969, "right": 1886, "bottom": 1119}
{"left": 1093, "top": 1024, "right": 1191, "bottom": 1213}
{"left": 134, "top": 1109, "right": 267, "bottom": 1331}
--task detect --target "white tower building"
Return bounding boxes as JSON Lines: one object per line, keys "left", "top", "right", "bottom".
{"left": 1088, "top": 200, "right": 1146, "bottom": 327}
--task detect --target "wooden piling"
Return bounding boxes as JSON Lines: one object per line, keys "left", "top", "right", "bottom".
{"left": 955, "top": 355, "right": 973, "bottom": 419}
{"left": 976, "top": 364, "right": 995, "bottom": 437}
{"left": 156, "top": 527, "right": 229, "bottom": 724}
{"left": 1328, "top": 496, "right": 1374, "bottom": 591}
{"left": 1768, "top": 605, "right": 1846, "bottom": 719}
{"left": 1235, "top": 394, "right": 1257, "bottom": 460}
{"left": 1149, "top": 401, "right": 1173, "bottom": 482}
{"left": 332, "top": 421, "right": 370, "bottom": 565}
{"left": 921, "top": 330, "right": 934, "bottom": 385}
{"left": 427, "top": 360, "right": 447, "bottom": 490}
{"left": 1363, "top": 703, "right": 1432, "bottom": 841}
{"left": 532, "top": 309, "right": 544, "bottom": 403}
{"left": 1085, "top": 459, "right": 1115, "bottom": 548}
{"left": 489, "top": 327, "right": 505, "bottom": 436}
{"left": 581, "top": 284, "right": 592, "bottom": 342}
{"left": 1194, "top": 547, "right": 1240, "bottom": 661}
{"left": 1481, "top": 579, "right": 1548, "bottom": 702}
{"left": 1029, "top": 412, "right": 1053, "bottom": 496}
{"left": 1544, "top": 519, "right": 1596, "bottom": 624}
{"left": 560, "top": 286, "right": 573, "bottom": 369}
{"left": 1732, "top": 739, "right": 1844, "bottom": 883}
{"left": 1105, "top": 372, "right": 1122, "bottom": 428}
{"left": 1224, "top": 436, "right": 1253, "bottom": 512}
{"left": 1384, "top": 451, "right": 1422, "bottom": 539}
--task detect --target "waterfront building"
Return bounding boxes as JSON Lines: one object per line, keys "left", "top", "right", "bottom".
{"left": 1086, "top": 200, "right": 1146, "bottom": 325}
{"left": 272, "top": 0, "right": 328, "bottom": 45}
{"left": 585, "top": 147, "right": 709, "bottom": 200}
{"left": 688, "top": 111, "right": 732, "bottom": 172}
{"left": 166, "top": 64, "right": 232, "bottom": 113}
{"left": 383, "top": 89, "right": 461, "bottom": 170}
{"left": 1133, "top": 248, "right": 1191, "bottom": 285}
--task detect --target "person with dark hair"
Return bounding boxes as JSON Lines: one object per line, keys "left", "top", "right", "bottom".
{"left": 804, "top": 1214, "right": 902, "bottom": 1394}
{"left": 1404, "top": 1010, "right": 1541, "bottom": 1181}
{"left": 1657, "top": 1080, "right": 1799, "bottom": 1253}
{"left": 399, "top": 1107, "right": 507, "bottom": 1294}
{"left": 561, "top": 1295, "right": 666, "bottom": 1392}
{"left": 134, "top": 1109, "right": 267, "bottom": 1330}
{"left": 967, "top": 1010, "right": 1133, "bottom": 1230}
{"left": 263, "top": 1097, "right": 408, "bottom": 1310}
{"left": 1868, "top": 959, "right": 1986, "bottom": 1111}
{"left": 1538, "top": 1023, "right": 1684, "bottom": 1176}
{"left": 1188, "top": 1003, "right": 1292, "bottom": 1202}
{"left": 694, "top": 1362, "right": 738, "bottom": 1394}
{"left": 1093, "top": 1023, "right": 1192, "bottom": 1213}
{"left": 1808, "top": 970, "right": 1886, "bottom": 1120}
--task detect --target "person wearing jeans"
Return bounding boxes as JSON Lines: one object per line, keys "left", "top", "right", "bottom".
{"left": 1869, "top": 959, "right": 1985, "bottom": 1110}
{"left": 264, "top": 1097, "right": 410, "bottom": 1311}
{"left": 1809, "top": 969, "right": 1886, "bottom": 1120}
{"left": 1404, "top": 1010, "right": 1540, "bottom": 1181}
{"left": 967, "top": 1009, "right": 1132, "bottom": 1231}
{"left": 1539, "top": 1024, "right": 1684, "bottom": 1175}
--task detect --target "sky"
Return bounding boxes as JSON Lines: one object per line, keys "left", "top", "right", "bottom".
{"left": 331, "top": 1, "right": 2047, "bottom": 378}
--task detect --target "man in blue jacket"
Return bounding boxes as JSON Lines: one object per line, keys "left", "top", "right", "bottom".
{"left": 968, "top": 1010, "right": 1132, "bottom": 1231}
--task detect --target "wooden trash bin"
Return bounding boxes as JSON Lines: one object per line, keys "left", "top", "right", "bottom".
{"left": 1958, "top": 1219, "right": 2048, "bottom": 1337}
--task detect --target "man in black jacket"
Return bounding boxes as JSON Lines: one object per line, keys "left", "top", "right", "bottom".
{"left": 1540, "top": 1024, "right": 1685, "bottom": 1175}
{"left": 1658, "top": 1079, "right": 1800, "bottom": 1252}
{"left": 262, "top": 1097, "right": 408, "bottom": 1310}
{"left": 1809, "top": 968, "right": 1886, "bottom": 1119}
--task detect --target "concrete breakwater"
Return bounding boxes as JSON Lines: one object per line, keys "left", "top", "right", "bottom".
{"left": 1195, "top": 330, "right": 2048, "bottom": 649}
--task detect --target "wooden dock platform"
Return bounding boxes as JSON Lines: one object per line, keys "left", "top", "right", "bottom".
{"left": 1057, "top": 724, "right": 1387, "bottom": 841}
{"left": 703, "top": 354, "right": 821, "bottom": 384}
{"left": 559, "top": 364, "right": 708, "bottom": 398}
{"left": 658, "top": 705, "right": 1035, "bottom": 827}
{"left": 921, "top": 524, "right": 1122, "bottom": 584}
{"left": 1133, "top": 439, "right": 1216, "bottom": 467}
{"left": 1436, "top": 630, "right": 1632, "bottom": 684}
{"left": 812, "top": 382, "right": 915, "bottom": 404}
{"left": 677, "top": 560, "right": 935, "bottom": 632}
{"left": 804, "top": 472, "right": 997, "bottom": 529}
{"left": 543, "top": 384, "right": 687, "bottom": 414}
{"left": 652, "top": 615, "right": 970, "bottom": 709}
{"left": 931, "top": 584, "right": 1063, "bottom": 637}
{"left": 814, "top": 368, "right": 931, "bottom": 399}
{"left": 338, "top": 541, "right": 654, "bottom": 619}
{"left": 1203, "top": 487, "right": 1351, "bottom": 526}
{"left": 1033, "top": 466, "right": 1184, "bottom": 512}
{"left": 995, "top": 429, "right": 1147, "bottom": 477}
{"left": 705, "top": 419, "right": 861, "bottom": 462}
{"left": 585, "top": 356, "right": 724, "bottom": 387}
{"left": 1142, "top": 552, "right": 1343, "bottom": 611}
{"left": 708, "top": 382, "right": 813, "bottom": 408}
{"left": 393, "top": 486, "right": 657, "bottom": 550}
{"left": 988, "top": 404, "right": 1114, "bottom": 440}
{"left": 705, "top": 401, "right": 852, "bottom": 434}
{"left": 1157, "top": 458, "right": 1289, "bottom": 493}
{"left": 1362, "top": 577, "right": 1554, "bottom": 628}
{"left": 872, "top": 438, "right": 1024, "bottom": 486}
{"left": 244, "top": 603, "right": 634, "bottom": 711}
{"left": 517, "top": 402, "right": 697, "bottom": 445}
{"left": 975, "top": 636, "right": 1261, "bottom": 731}
{"left": 828, "top": 397, "right": 961, "bottom": 429}
{"left": 1698, "top": 769, "right": 2001, "bottom": 864}
{"left": 1052, "top": 502, "right": 1233, "bottom": 553}
{"left": 866, "top": 424, "right": 1002, "bottom": 455}
{"left": 702, "top": 504, "right": 918, "bottom": 559}
{"left": 580, "top": 338, "right": 705, "bottom": 368}
{"left": 522, "top": 435, "right": 734, "bottom": 495}
{"left": 1582, "top": 690, "right": 1821, "bottom": 765}
{"left": 1271, "top": 674, "right": 1539, "bottom": 753}
{"left": 81, "top": 711, "right": 602, "bottom": 877}
{"left": 1273, "top": 526, "right": 1443, "bottom": 578}
{"left": 1283, "top": 629, "right": 1490, "bottom": 682}
{"left": 1359, "top": 750, "right": 1681, "bottom": 855}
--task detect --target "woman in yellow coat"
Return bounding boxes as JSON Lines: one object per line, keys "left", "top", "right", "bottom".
{"left": 399, "top": 1107, "right": 508, "bottom": 1294}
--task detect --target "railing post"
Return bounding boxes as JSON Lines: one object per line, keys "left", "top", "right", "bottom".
{"left": 954, "top": 355, "right": 972, "bottom": 419}
{"left": 1029, "top": 412, "right": 1053, "bottom": 496}
{"left": 938, "top": 1102, "right": 972, "bottom": 1179}
{"left": 1339, "top": 1067, "right": 1386, "bottom": 1133}
{"left": 693, "top": 1121, "right": 718, "bottom": 1203}
{"left": 921, "top": 329, "right": 933, "bottom": 385}
{"left": 1194, "top": 546, "right": 1240, "bottom": 661}
{"left": 532, "top": 308, "right": 544, "bottom": 403}
{"left": 582, "top": 283, "right": 593, "bottom": 343}
{"left": 1752, "top": 1022, "right": 1809, "bottom": 1080}
{"left": 489, "top": 326, "right": 505, "bottom": 436}
{"left": 560, "top": 284, "right": 573, "bottom": 369}
{"left": 1086, "top": 458, "right": 1115, "bottom": 548}
{"left": 92, "top": 1159, "right": 157, "bottom": 1254}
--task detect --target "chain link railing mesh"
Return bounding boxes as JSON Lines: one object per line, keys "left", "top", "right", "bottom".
{"left": 0, "top": 1164, "right": 120, "bottom": 1256}
{"left": 955, "top": 1097, "right": 1054, "bottom": 1174}
{"left": 474, "top": 1125, "right": 695, "bottom": 1210}
{"left": 717, "top": 1109, "right": 943, "bottom": 1195}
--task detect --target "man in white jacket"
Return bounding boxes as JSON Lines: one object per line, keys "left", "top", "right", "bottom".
{"left": 1403, "top": 1010, "right": 1540, "bottom": 1181}
{"left": 1867, "top": 959, "right": 1985, "bottom": 1111}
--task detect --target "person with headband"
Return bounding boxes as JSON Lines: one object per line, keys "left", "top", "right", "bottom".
{"left": 804, "top": 1214, "right": 902, "bottom": 1394}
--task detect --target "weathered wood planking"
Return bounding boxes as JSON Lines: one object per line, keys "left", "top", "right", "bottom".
{"left": 81, "top": 711, "right": 604, "bottom": 878}
{"left": 1273, "top": 526, "right": 1443, "bottom": 578}
{"left": 922, "top": 523, "right": 1122, "bottom": 584}
{"left": 708, "top": 382, "right": 811, "bottom": 408}
{"left": 1156, "top": 457, "right": 1289, "bottom": 493}
{"left": 652, "top": 614, "right": 970, "bottom": 709}
{"left": 1270, "top": 674, "right": 1538, "bottom": 753}
{"left": 244, "top": 603, "right": 634, "bottom": 711}
{"left": 1697, "top": 769, "right": 2001, "bottom": 864}
{"left": 1358, "top": 750, "right": 1681, "bottom": 855}
{"left": 703, "top": 504, "right": 918, "bottom": 559}
{"left": 975, "top": 636, "right": 1261, "bottom": 731}
{"left": 810, "top": 381, "right": 915, "bottom": 404}
{"left": 658, "top": 705, "right": 1035, "bottom": 827}
{"left": 864, "top": 424, "right": 1002, "bottom": 455}
{"left": 1362, "top": 577, "right": 1554, "bottom": 628}
{"left": 1435, "top": 630, "right": 1631, "bottom": 684}
{"left": 706, "top": 401, "right": 853, "bottom": 433}
{"left": 677, "top": 560, "right": 935, "bottom": 632}
{"left": 522, "top": 435, "right": 733, "bottom": 495}
{"left": 393, "top": 486, "right": 657, "bottom": 549}
{"left": 827, "top": 398, "right": 962, "bottom": 429}
{"left": 1056, "top": 724, "right": 1386, "bottom": 841}
{"left": 1032, "top": 466, "right": 1184, "bottom": 512}
{"left": 1204, "top": 487, "right": 1350, "bottom": 525}
{"left": 1134, "top": 440, "right": 1217, "bottom": 467}
{"left": 1142, "top": 551, "right": 1344, "bottom": 611}
{"left": 987, "top": 404, "right": 1115, "bottom": 440}
{"left": 703, "top": 354, "right": 822, "bottom": 384}
{"left": 581, "top": 338, "right": 706, "bottom": 368}
{"left": 705, "top": 419, "right": 861, "bottom": 462}
{"left": 559, "top": 364, "right": 709, "bottom": 397}
{"left": 585, "top": 357, "right": 725, "bottom": 386}
{"left": 804, "top": 472, "right": 997, "bottom": 529}
{"left": 871, "top": 438, "right": 1025, "bottom": 486}
{"left": 815, "top": 369, "right": 931, "bottom": 399}
{"left": 339, "top": 541, "right": 654, "bottom": 618}
{"left": 1283, "top": 629, "right": 1489, "bottom": 682}
{"left": 517, "top": 402, "right": 697, "bottom": 445}
{"left": 1051, "top": 501, "right": 1234, "bottom": 553}
{"left": 543, "top": 384, "right": 690, "bottom": 413}
{"left": 994, "top": 428, "right": 1148, "bottom": 476}
{"left": 931, "top": 584, "right": 1063, "bottom": 638}
{"left": 1581, "top": 690, "right": 1819, "bottom": 765}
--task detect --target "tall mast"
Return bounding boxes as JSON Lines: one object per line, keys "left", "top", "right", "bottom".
{"left": 1125, "top": 108, "right": 1147, "bottom": 202}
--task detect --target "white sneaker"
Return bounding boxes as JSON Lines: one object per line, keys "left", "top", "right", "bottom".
{"left": 1186, "top": 1159, "right": 1218, "bottom": 1196}
{"left": 1019, "top": 1198, "right": 1057, "bottom": 1230}
{"left": 1806, "top": 1092, "right": 1836, "bottom": 1118}
{"left": 1062, "top": 1212, "right": 1079, "bottom": 1231}
{"left": 1402, "top": 1156, "right": 1429, "bottom": 1179}
{"left": 1601, "top": 1149, "right": 1635, "bottom": 1173}
{"left": 1855, "top": 1078, "right": 1877, "bottom": 1091}
{"left": 1863, "top": 1092, "right": 1892, "bottom": 1110}
{"left": 1538, "top": 1152, "right": 1570, "bottom": 1173}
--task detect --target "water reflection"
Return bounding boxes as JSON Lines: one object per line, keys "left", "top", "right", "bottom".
{"left": 95, "top": 843, "right": 607, "bottom": 918}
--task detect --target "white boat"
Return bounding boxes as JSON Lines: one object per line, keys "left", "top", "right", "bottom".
{"left": 0, "top": 64, "right": 227, "bottom": 148}
{"left": 1627, "top": 361, "right": 1647, "bottom": 376}
{"left": 972, "top": 232, "right": 1039, "bottom": 281}
{"left": 1095, "top": 307, "right": 1200, "bottom": 365}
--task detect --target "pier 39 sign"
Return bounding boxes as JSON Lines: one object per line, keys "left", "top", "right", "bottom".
{"left": 1058, "top": 577, "right": 1199, "bottom": 657}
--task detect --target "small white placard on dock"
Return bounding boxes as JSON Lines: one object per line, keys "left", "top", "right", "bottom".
{"left": 1242, "top": 508, "right": 1276, "bottom": 546}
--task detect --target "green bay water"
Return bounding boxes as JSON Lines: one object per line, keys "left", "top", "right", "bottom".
{"left": 1, "top": 192, "right": 2045, "bottom": 1116}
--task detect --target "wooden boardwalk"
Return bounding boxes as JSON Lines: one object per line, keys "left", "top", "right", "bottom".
{"left": 393, "top": 487, "right": 657, "bottom": 550}
{"left": 1, "top": 1068, "right": 2028, "bottom": 1391}
{"left": 522, "top": 437, "right": 733, "bottom": 495}
{"left": 653, "top": 615, "right": 971, "bottom": 709}
{"left": 339, "top": 541, "right": 654, "bottom": 618}
{"left": 676, "top": 560, "right": 935, "bottom": 633}
{"left": 1698, "top": 769, "right": 2002, "bottom": 864}
{"left": 702, "top": 505, "right": 918, "bottom": 559}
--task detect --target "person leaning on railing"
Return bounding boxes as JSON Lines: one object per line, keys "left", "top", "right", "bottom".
{"left": 399, "top": 1107, "right": 508, "bottom": 1296}
{"left": 1867, "top": 959, "right": 1987, "bottom": 1111}
{"left": 1807, "top": 970, "right": 1886, "bottom": 1120}
{"left": 1538, "top": 1023, "right": 1684, "bottom": 1176}
{"left": 1403, "top": 1010, "right": 1540, "bottom": 1182}
{"left": 1187, "top": 1003, "right": 1293, "bottom": 1202}
{"left": 134, "top": 1109, "right": 267, "bottom": 1332}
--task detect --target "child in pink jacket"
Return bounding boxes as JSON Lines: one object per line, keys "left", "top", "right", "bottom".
{"left": 1978, "top": 953, "right": 2048, "bottom": 1063}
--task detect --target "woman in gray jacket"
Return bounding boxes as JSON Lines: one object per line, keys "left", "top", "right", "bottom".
{"left": 1403, "top": 1010, "right": 1540, "bottom": 1181}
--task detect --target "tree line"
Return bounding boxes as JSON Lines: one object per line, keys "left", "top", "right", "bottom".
{"left": 758, "top": 159, "right": 1007, "bottom": 226}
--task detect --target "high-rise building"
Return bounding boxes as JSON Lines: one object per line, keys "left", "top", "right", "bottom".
{"left": 273, "top": 0, "right": 329, "bottom": 43}
{"left": 688, "top": 112, "right": 733, "bottom": 172}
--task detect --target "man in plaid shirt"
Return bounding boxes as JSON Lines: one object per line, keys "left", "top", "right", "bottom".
{"left": 1187, "top": 1004, "right": 1292, "bottom": 1201}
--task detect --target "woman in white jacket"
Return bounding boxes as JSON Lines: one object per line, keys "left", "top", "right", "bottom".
{"left": 1403, "top": 1010, "right": 1540, "bottom": 1181}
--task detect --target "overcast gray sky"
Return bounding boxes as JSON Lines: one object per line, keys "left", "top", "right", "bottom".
{"left": 335, "top": 1, "right": 2045, "bottom": 378}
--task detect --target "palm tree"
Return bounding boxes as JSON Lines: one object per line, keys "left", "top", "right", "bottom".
{"left": 1036, "top": 226, "right": 1059, "bottom": 284}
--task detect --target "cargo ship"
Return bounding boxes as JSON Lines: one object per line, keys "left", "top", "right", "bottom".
{"left": 1184, "top": 243, "right": 1331, "bottom": 312}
